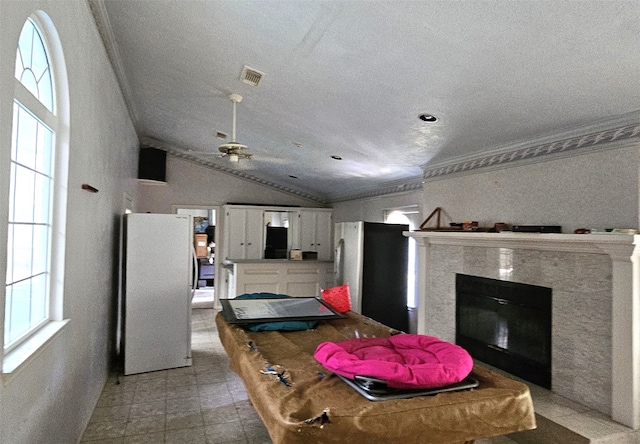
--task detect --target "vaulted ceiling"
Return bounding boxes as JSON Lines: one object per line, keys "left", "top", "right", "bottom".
{"left": 89, "top": 0, "right": 640, "bottom": 203}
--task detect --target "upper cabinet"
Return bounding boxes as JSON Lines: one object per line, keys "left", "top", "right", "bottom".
{"left": 224, "top": 207, "right": 264, "bottom": 260}
{"left": 292, "top": 209, "right": 333, "bottom": 261}
{"left": 222, "top": 205, "right": 333, "bottom": 261}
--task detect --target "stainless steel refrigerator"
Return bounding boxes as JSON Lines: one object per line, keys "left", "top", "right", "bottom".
{"left": 123, "top": 213, "right": 195, "bottom": 375}
{"left": 334, "top": 221, "right": 409, "bottom": 332}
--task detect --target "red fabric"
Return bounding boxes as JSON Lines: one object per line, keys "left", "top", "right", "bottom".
{"left": 314, "top": 334, "right": 473, "bottom": 389}
{"left": 321, "top": 284, "right": 352, "bottom": 313}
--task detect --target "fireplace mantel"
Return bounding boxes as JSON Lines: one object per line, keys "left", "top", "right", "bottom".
{"left": 407, "top": 230, "right": 636, "bottom": 254}
{"left": 406, "top": 230, "right": 640, "bottom": 429}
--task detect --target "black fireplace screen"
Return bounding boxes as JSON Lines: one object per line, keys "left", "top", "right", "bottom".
{"left": 456, "top": 274, "right": 552, "bottom": 389}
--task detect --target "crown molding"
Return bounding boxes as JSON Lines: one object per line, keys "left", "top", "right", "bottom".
{"left": 423, "top": 112, "right": 640, "bottom": 181}
{"left": 87, "top": 0, "right": 140, "bottom": 131}
{"left": 330, "top": 178, "right": 424, "bottom": 203}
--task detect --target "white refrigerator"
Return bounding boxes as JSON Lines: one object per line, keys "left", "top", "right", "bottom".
{"left": 123, "top": 213, "right": 195, "bottom": 375}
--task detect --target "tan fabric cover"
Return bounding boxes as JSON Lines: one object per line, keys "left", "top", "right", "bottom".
{"left": 216, "top": 311, "right": 536, "bottom": 444}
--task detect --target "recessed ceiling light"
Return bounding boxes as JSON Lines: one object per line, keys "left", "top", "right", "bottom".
{"left": 419, "top": 113, "right": 437, "bottom": 122}
{"left": 331, "top": 155, "right": 342, "bottom": 160}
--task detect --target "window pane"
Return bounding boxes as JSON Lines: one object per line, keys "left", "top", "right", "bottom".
{"left": 8, "top": 164, "right": 16, "bottom": 221}
{"left": 32, "top": 225, "right": 49, "bottom": 275}
{"left": 14, "top": 48, "right": 24, "bottom": 79}
{"left": 5, "top": 225, "right": 14, "bottom": 284}
{"left": 33, "top": 174, "right": 51, "bottom": 224}
{"left": 11, "top": 103, "right": 18, "bottom": 160}
{"left": 15, "top": 19, "right": 54, "bottom": 112}
{"left": 10, "top": 224, "right": 33, "bottom": 284}
{"left": 13, "top": 165, "right": 35, "bottom": 223}
{"left": 7, "top": 279, "right": 31, "bottom": 344}
{"left": 31, "top": 31, "right": 48, "bottom": 83}
{"left": 16, "top": 106, "right": 37, "bottom": 168}
{"left": 30, "top": 274, "right": 48, "bottom": 326}
{"left": 37, "top": 68, "right": 54, "bottom": 115}
{"left": 16, "top": 23, "right": 33, "bottom": 80}
{"left": 36, "top": 121, "right": 53, "bottom": 175}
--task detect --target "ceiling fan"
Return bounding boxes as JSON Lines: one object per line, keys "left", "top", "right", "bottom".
{"left": 218, "top": 93, "right": 253, "bottom": 162}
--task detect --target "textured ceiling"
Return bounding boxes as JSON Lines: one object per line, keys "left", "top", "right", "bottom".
{"left": 90, "top": 0, "right": 640, "bottom": 203}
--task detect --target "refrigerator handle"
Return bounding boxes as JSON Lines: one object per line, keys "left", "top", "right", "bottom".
{"left": 334, "top": 238, "right": 344, "bottom": 286}
{"left": 191, "top": 246, "right": 198, "bottom": 294}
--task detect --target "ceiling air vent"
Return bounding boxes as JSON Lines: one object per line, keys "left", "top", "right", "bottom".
{"left": 240, "top": 66, "right": 265, "bottom": 87}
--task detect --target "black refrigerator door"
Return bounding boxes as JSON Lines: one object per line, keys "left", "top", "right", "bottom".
{"left": 361, "top": 222, "right": 409, "bottom": 332}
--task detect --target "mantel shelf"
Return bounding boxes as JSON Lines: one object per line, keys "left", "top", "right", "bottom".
{"left": 405, "top": 231, "right": 638, "bottom": 256}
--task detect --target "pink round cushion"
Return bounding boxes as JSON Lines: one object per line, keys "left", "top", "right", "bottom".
{"left": 314, "top": 334, "right": 473, "bottom": 389}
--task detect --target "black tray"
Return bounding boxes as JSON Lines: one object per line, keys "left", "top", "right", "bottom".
{"left": 337, "top": 374, "right": 479, "bottom": 401}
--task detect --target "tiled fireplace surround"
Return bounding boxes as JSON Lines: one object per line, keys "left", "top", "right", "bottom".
{"left": 407, "top": 231, "right": 640, "bottom": 430}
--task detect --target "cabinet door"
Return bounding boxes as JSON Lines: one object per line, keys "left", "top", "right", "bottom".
{"left": 226, "top": 209, "right": 248, "bottom": 259}
{"left": 314, "top": 211, "right": 333, "bottom": 261}
{"left": 297, "top": 210, "right": 333, "bottom": 260}
{"left": 298, "top": 211, "right": 317, "bottom": 251}
{"left": 244, "top": 209, "right": 264, "bottom": 259}
{"left": 226, "top": 208, "right": 264, "bottom": 259}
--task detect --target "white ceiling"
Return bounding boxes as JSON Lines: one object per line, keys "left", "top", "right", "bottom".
{"left": 90, "top": 0, "right": 640, "bottom": 203}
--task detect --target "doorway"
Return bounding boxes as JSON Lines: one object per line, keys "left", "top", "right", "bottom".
{"left": 385, "top": 205, "right": 421, "bottom": 334}
{"left": 175, "top": 206, "right": 219, "bottom": 308}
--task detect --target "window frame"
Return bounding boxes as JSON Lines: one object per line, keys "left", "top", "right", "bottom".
{"left": 2, "top": 12, "right": 70, "bottom": 378}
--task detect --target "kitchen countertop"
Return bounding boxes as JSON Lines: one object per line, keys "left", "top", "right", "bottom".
{"left": 223, "top": 259, "right": 334, "bottom": 265}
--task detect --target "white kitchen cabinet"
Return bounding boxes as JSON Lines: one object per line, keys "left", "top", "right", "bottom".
{"left": 295, "top": 209, "right": 333, "bottom": 261}
{"left": 226, "top": 260, "right": 335, "bottom": 298}
{"left": 225, "top": 207, "right": 264, "bottom": 260}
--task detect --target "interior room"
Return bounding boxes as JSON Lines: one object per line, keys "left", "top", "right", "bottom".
{"left": 1, "top": 1, "right": 639, "bottom": 443}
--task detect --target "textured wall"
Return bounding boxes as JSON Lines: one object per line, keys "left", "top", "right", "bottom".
{"left": 422, "top": 144, "right": 639, "bottom": 234}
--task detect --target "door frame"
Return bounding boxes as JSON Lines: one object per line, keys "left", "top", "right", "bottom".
{"left": 172, "top": 204, "right": 221, "bottom": 307}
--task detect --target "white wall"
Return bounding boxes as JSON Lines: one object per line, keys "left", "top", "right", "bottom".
{"left": 420, "top": 144, "right": 639, "bottom": 233}
{"left": 138, "top": 156, "right": 325, "bottom": 213}
{"left": 0, "top": 2, "right": 139, "bottom": 443}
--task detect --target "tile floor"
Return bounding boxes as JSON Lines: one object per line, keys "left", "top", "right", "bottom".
{"left": 80, "top": 308, "right": 516, "bottom": 444}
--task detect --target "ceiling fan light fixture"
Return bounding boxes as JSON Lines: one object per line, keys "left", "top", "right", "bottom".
{"left": 218, "top": 93, "right": 253, "bottom": 162}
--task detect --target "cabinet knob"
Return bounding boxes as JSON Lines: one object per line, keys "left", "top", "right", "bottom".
{"left": 248, "top": 243, "right": 252, "bottom": 245}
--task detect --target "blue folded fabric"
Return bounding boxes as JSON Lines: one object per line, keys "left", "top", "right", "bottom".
{"left": 233, "top": 293, "right": 318, "bottom": 332}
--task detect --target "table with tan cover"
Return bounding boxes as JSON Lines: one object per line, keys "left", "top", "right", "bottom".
{"left": 216, "top": 311, "right": 536, "bottom": 444}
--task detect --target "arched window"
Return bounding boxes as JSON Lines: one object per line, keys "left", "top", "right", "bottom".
{"left": 4, "top": 13, "right": 68, "bottom": 363}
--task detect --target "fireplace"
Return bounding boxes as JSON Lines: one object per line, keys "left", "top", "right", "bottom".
{"left": 456, "top": 274, "right": 552, "bottom": 389}
{"left": 408, "top": 231, "right": 639, "bottom": 428}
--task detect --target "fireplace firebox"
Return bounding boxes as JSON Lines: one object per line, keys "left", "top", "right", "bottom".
{"left": 456, "top": 274, "right": 552, "bottom": 389}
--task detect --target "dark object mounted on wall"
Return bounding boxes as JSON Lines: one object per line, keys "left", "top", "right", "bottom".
{"left": 138, "top": 147, "right": 166, "bottom": 182}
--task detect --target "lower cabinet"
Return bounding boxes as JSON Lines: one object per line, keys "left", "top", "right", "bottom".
{"left": 227, "top": 261, "right": 334, "bottom": 298}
